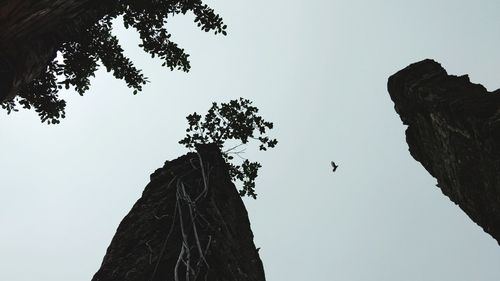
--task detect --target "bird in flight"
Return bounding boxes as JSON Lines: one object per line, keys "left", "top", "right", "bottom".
{"left": 331, "top": 161, "right": 339, "bottom": 172}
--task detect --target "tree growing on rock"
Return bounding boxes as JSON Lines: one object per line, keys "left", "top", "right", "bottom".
{"left": 1, "top": 0, "right": 227, "bottom": 124}
{"left": 179, "top": 98, "right": 278, "bottom": 198}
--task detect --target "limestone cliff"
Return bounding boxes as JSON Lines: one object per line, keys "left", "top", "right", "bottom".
{"left": 388, "top": 59, "right": 500, "bottom": 244}
{"left": 92, "top": 144, "right": 266, "bottom": 281}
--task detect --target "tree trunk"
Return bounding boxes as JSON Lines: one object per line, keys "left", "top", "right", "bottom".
{"left": 0, "top": 0, "right": 104, "bottom": 101}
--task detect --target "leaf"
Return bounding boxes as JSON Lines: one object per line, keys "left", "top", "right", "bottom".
{"left": 179, "top": 98, "right": 277, "bottom": 198}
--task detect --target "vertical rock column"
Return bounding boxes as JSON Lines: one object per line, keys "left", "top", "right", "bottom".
{"left": 91, "top": 144, "right": 266, "bottom": 281}
{"left": 388, "top": 59, "right": 500, "bottom": 245}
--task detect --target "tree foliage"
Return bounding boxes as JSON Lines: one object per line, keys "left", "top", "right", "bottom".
{"left": 1, "top": 0, "right": 227, "bottom": 124}
{"left": 179, "top": 98, "right": 278, "bottom": 199}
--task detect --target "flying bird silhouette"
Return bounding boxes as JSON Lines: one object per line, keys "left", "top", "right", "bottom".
{"left": 331, "top": 161, "right": 339, "bottom": 172}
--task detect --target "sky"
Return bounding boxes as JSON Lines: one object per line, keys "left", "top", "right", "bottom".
{"left": 1, "top": 0, "right": 500, "bottom": 280}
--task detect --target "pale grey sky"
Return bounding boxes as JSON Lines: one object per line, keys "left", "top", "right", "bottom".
{"left": 1, "top": 0, "right": 500, "bottom": 280}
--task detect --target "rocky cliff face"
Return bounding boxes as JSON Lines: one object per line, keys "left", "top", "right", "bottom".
{"left": 0, "top": 0, "right": 105, "bottom": 101}
{"left": 92, "top": 144, "right": 266, "bottom": 281}
{"left": 388, "top": 59, "right": 500, "bottom": 244}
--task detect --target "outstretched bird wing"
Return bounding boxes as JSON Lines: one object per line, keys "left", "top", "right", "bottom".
{"left": 331, "top": 161, "right": 338, "bottom": 171}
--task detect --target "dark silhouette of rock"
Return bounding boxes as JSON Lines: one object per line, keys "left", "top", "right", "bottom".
{"left": 388, "top": 59, "right": 500, "bottom": 244}
{"left": 0, "top": 0, "right": 106, "bottom": 102}
{"left": 92, "top": 144, "right": 266, "bottom": 281}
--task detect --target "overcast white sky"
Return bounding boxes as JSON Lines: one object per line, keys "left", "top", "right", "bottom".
{"left": 1, "top": 0, "right": 500, "bottom": 280}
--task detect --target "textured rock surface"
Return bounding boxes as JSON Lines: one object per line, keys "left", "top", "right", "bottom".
{"left": 388, "top": 59, "right": 500, "bottom": 244}
{"left": 0, "top": 0, "right": 105, "bottom": 101}
{"left": 92, "top": 144, "right": 265, "bottom": 281}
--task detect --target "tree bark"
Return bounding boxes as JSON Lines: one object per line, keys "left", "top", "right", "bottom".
{"left": 0, "top": 0, "right": 104, "bottom": 101}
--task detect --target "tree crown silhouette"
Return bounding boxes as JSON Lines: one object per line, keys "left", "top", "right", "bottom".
{"left": 1, "top": 0, "right": 227, "bottom": 124}
{"left": 179, "top": 98, "right": 278, "bottom": 198}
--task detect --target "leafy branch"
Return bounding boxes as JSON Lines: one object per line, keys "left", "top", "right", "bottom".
{"left": 1, "top": 0, "right": 227, "bottom": 124}
{"left": 179, "top": 98, "right": 278, "bottom": 199}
